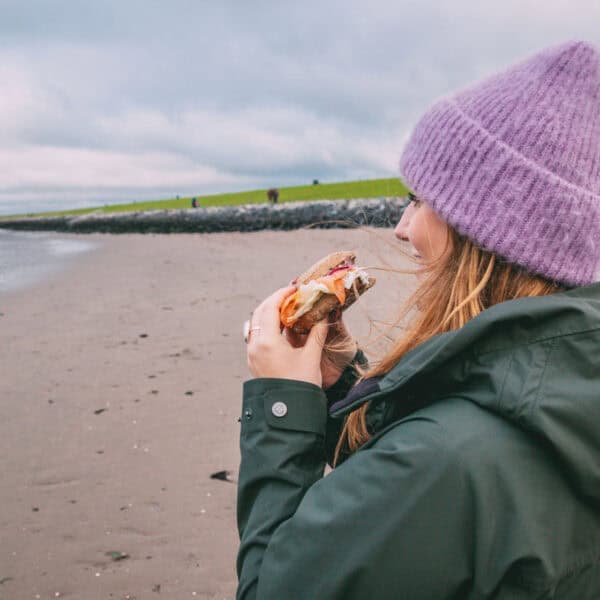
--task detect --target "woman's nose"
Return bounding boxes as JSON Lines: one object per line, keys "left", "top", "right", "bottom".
{"left": 394, "top": 211, "right": 410, "bottom": 241}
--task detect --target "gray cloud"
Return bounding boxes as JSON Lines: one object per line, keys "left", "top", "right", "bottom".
{"left": 1, "top": 0, "right": 600, "bottom": 214}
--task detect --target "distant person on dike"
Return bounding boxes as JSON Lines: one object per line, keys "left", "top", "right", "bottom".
{"left": 267, "top": 188, "right": 279, "bottom": 204}
{"left": 237, "top": 41, "right": 600, "bottom": 599}
{"left": 191, "top": 197, "right": 198, "bottom": 208}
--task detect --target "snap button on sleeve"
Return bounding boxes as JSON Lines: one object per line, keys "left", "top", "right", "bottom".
{"left": 271, "top": 402, "right": 288, "bottom": 417}
{"left": 259, "top": 382, "right": 326, "bottom": 434}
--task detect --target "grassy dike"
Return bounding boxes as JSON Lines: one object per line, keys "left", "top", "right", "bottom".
{"left": 3, "top": 177, "right": 409, "bottom": 219}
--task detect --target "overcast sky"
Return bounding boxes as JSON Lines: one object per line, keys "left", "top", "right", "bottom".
{"left": 1, "top": 0, "right": 600, "bottom": 215}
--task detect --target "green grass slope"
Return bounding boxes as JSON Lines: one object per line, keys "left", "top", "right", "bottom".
{"left": 3, "top": 177, "right": 408, "bottom": 219}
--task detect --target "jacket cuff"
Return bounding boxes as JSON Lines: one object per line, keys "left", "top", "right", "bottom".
{"left": 242, "top": 378, "right": 328, "bottom": 436}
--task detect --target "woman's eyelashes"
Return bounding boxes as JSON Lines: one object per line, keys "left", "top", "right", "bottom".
{"left": 407, "top": 192, "right": 422, "bottom": 208}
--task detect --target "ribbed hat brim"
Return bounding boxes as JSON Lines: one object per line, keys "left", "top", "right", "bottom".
{"left": 400, "top": 99, "right": 600, "bottom": 287}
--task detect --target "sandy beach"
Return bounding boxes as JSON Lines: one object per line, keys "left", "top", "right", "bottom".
{"left": 0, "top": 228, "right": 414, "bottom": 600}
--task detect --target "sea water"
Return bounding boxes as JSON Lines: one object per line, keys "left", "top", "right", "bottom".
{"left": 0, "top": 230, "right": 98, "bottom": 295}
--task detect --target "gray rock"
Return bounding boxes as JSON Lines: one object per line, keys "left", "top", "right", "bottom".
{"left": 0, "top": 197, "right": 408, "bottom": 234}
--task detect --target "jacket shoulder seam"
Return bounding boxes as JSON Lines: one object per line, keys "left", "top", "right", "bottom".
{"left": 497, "top": 350, "right": 515, "bottom": 411}
{"left": 530, "top": 337, "right": 558, "bottom": 417}
{"left": 476, "top": 324, "right": 600, "bottom": 357}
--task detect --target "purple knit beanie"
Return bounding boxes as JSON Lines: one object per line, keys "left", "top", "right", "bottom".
{"left": 399, "top": 40, "right": 600, "bottom": 287}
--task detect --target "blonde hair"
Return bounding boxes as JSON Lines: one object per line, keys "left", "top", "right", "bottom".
{"left": 333, "top": 226, "right": 565, "bottom": 465}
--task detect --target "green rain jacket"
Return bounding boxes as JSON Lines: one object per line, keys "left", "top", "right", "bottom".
{"left": 237, "top": 283, "right": 600, "bottom": 599}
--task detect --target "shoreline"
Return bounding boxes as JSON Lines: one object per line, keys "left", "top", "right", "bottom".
{"left": 0, "top": 230, "right": 101, "bottom": 297}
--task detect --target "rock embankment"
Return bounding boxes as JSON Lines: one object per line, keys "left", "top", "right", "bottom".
{"left": 0, "top": 198, "right": 407, "bottom": 234}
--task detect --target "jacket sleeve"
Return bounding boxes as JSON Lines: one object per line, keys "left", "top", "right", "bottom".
{"left": 236, "top": 379, "right": 474, "bottom": 600}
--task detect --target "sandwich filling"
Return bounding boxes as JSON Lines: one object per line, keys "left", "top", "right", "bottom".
{"left": 281, "top": 265, "right": 370, "bottom": 326}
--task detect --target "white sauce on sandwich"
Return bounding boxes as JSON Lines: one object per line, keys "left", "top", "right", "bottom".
{"left": 343, "top": 268, "right": 370, "bottom": 289}
{"left": 289, "top": 280, "right": 330, "bottom": 321}
{"left": 288, "top": 267, "right": 370, "bottom": 321}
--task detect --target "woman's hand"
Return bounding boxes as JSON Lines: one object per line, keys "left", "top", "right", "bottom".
{"left": 246, "top": 286, "right": 330, "bottom": 387}
{"left": 285, "top": 310, "right": 358, "bottom": 389}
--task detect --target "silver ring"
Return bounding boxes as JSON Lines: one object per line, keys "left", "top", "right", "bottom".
{"left": 243, "top": 320, "right": 261, "bottom": 344}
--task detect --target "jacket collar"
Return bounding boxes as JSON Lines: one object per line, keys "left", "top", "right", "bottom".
{"left": 331, "top": 281, "right": 600, "bottom": 499}
{"left": 331, "top": 281, "right": 600, "bottom": 418}
{"left": 333, "top": 284, "right": 600, "bottom": 502}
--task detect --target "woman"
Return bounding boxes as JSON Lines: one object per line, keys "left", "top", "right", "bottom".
{"left": 237, "top": 41, "right": 600, "bottom": 599}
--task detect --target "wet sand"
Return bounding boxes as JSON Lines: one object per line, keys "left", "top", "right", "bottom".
{"left": 0, "top": 228, "right": 414, "bottom": 599}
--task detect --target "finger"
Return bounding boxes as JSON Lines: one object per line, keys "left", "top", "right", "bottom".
{"left": 304, "top": 319, "right": 329, "bottom": 358}
{"left": 325, "top": 313, "right": 344, "bottom": 339}
{"left": 252, "top": 285, "right": 296, "bottom": 335}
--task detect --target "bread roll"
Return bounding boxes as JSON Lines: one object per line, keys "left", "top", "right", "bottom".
{"left": 281, "top": 251, "right": 375, "bottom": 334}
